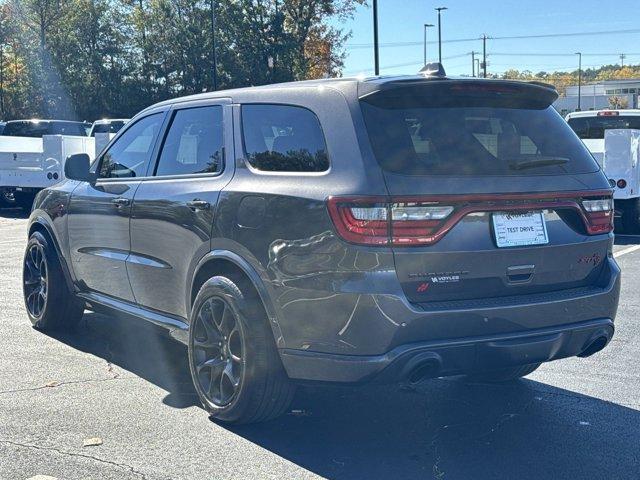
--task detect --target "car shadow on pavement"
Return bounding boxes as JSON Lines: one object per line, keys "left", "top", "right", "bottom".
{"left": 48, "top": 312, "right": 199, "bottom": 409}
{"left": 48, "top": 312, "right": 640, "bottom": 480}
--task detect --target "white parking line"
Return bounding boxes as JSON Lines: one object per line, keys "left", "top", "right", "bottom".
{"left": 614, "top": 244, "right": 640, "bottom": 258}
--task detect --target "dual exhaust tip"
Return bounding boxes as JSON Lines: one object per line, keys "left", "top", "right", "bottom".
{"left": 402, "top": 331, "right": 612, "bottom": 385}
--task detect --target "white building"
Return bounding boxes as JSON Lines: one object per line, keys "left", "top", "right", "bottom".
{"left": 554, "top": 79, "right": 640, "bottom": 114}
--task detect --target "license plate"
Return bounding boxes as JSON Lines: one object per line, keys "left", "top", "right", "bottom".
{"left": 493, "top": 211, "right": 548, "bottom": 248}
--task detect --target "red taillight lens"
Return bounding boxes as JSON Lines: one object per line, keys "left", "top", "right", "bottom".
{"left": 327, "top": 197, "right": 389, "bottom": 245}
{"left": 327, "top": 197, "right": 454, "bottom": 246}
{"left": 328, "top": 192, "right": 614, "bottom": 246}
{"left": 582, "top": 197, "right": 614, "bottom": 234}
{"left": 617, "top": 179, "right": 627, "bottom": 189}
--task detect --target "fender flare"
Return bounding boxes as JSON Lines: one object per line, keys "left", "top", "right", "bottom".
{"left": 189, "top": 249, "right": 285, "bottom": 348}
{"left": 28, "top": 216, "right": 76, "bottom": 293}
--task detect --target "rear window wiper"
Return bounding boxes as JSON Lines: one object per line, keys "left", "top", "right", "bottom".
{"left": 507, "top": 156, "right": 570, "bottom": 170}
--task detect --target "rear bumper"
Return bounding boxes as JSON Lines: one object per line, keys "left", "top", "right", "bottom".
{"left": 281, "top": 318, "right": 614, "bottom": 383}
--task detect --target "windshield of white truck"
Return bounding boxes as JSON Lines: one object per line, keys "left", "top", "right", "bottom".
{"left": 568, "top": 115, "right": 640, "bottom": 140}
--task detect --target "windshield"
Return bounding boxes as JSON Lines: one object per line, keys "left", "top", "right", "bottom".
{"left": 361, "top": 102, "right": 599, "bottom": 176}
{"left": 2, "top": 121, "right": 86, "bottom": 137}
{"left": 568, "top": 115, "right": 640, "bottom": 139}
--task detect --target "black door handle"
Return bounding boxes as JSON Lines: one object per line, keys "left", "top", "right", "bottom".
{"left": 111, "top": 197, "right": 130, "bottom": 207}
{"left": 186, "top": 199, "right": 210, "bottom": 211}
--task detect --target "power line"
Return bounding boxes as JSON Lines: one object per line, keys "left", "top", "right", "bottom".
{"left": 346, "top": 28, "right": 640, "bottom": 49}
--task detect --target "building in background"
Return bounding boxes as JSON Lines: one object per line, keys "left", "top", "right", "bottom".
{"left": 554, "top": 79, "right": 640, "bottom": 115}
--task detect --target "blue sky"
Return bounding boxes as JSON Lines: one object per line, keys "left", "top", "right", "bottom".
{"left": 334, "top": 0, "right": 640, "bottom": 77}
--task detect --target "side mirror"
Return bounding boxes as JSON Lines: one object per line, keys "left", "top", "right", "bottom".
{"left": 64, "top": 153, "right": 95, "bottom": 182}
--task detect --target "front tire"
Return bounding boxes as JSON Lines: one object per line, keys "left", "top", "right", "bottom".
{"left": 23, "top": 231, "right": 84, "bottom": 331}
{"left": 188, "top": 276, "right": 294, "bottom": 424}
{"left": 465, "top": 363, "right": 541, "bottom": 383}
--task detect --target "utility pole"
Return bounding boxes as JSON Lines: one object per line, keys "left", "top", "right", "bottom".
{"left": 471, "top": 51, "right": 476, "bottom": 77}
{"left": 475, "top": 58, "right": 480, "bottom": 77}
{"left": 435, "top": 7, "right": 447, "bottom": 64}
{"left": 210, "top": 0, "right": 217, "bottom": 90}
{"left": 481, "top": 34, "right": 488, "bottom": 78}
{"left": 423, "top": 24, "right": 434, "bottom": 66}
{"left": 373, "top": 0, "right": 379, "bottom": 75}
{"left": 575, "top": 52, "right": 582, "bottom": 111}
{"left": 620, "top": 53, "right": 626, "bottom": 68}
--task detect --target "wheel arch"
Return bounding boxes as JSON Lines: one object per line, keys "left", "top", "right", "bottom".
{"left": 27, "top": 217, "right": 75, "bottom": 293}
{"left": 189, "top": 250, "right": 285, "bottom": 348}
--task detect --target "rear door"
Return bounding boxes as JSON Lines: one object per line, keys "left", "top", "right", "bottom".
{"left": 359, "top": 80, "right": 613, "bottom": 305}
{"left": 67, "top": 111, "right": 167, "bottom": 302}
{"left": 128, "top": 100, "right": 233, "bottom": 318}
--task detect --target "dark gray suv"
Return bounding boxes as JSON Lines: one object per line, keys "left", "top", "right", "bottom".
{"left": 23, "top": 71, "right": 620, "bottom": 424}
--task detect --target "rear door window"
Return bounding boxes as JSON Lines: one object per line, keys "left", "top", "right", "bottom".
{"left": 361, "top": 85, "right": 599, "bottom": 176}
{"left": 154, "top": 106, "right": 224, "bottom": 176}
{"left": 241, "top": 104, "right": 329, "bottom": 172}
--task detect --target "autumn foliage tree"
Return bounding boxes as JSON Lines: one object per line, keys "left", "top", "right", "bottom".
{"left": 0, "top": 0, "right": 365, "bottom": 120}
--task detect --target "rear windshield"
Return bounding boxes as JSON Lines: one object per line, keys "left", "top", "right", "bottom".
{"left": 568, "top": 115, "right": 640, "bottom": 139}
{"left": 91, "top": 121, "right": 126, "bottom": 136}
{"left": 2, "top": 121, "right": 86, "bottom": 138}
{"left": 361, "top": 90, "right": 599, "bottom": 176}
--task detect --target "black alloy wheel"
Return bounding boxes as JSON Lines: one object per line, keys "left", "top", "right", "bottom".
{"left": 191, "top": 296, "right": 244, "bottom": 407}
{"left": 23, "top": 242, "right": 48, "bottom": 319}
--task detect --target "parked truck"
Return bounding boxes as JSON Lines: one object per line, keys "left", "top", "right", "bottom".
{"left": 566, "top": 109, "right": 640, "bottom": 232}
{"left": 0, "top": 134, "right": 96, "bottom": 209}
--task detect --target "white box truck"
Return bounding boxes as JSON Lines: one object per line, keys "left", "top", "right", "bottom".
{"left": 0, "top": 133, "right": 114, "bottom": 210}
{"left": 566, "top": 109, "right": 640, "bottom": 232}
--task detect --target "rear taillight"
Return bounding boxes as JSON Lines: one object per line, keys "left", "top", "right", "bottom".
{"left": 327, "top": 197, "right": 454, "bottom": 246}
{"left": 327, "top": 197, "right": 389, "bottom": 245}
{"left": 582, "top": 197, "right": 614, "bottom": 234}
{"left": 328, "top": 191, "right": 614, "bottom": 247}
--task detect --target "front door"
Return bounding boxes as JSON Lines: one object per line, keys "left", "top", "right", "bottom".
{"left": 128, "top": 101, "right": 233, "bottom": 318}
{"left": 67, "top": 112, "right": 167, "bottom": 302}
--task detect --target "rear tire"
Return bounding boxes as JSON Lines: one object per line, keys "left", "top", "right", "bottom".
{"left": 188, "top": 276, "right": 295, "bottom": 424}
{"left": 465, "top": 363, "right": 541, "bottom": 383}
{"left": 622, "top": 198, "right": 640, "bottom": 234}
{"left": 23, "top": 231, "right": 84, "bottom": 331}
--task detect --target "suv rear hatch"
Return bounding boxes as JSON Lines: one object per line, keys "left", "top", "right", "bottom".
{"left": 340, "top": 78, "right": 613, "bottom": 305}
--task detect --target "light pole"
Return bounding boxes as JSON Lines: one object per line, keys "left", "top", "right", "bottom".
{"left": 373, "top": 0, "right": 379, "bottom": 75}
{"left": 471, "top": 51, "right": 476, "bottom": 77}
{"left": 423, "top": 23, "right": 434, "bottom": 66}
{"left": 435, "top": 7, "right": 447, "bottom": 64}
{"left": 575, "top": 52, "right": 582, "bottom": 111}
{"left": 475, "top": 58, "right": 480, "bottom": 78}
{"left": 481, "top": 34, "right": 488, "bottom": 78}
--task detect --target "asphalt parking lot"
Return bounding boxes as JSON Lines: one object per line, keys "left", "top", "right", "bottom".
{"left": 0, "top": 209, "right": 639, "bottom": 480}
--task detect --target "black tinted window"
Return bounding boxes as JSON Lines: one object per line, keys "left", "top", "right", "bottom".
{"left": 361, "top": 102, "right": 598, "bottom": 176}
{"left": 91, "top": 121, "right": 127, "bottom": 136}
{"left": 155, "top": 106, "right": 223, "bottom": 176}
{"left": 568, "top": 115, "right": 640, "bottom": 139}
{"left": 242, "top": 104, "right": 328, "bottom": 172}
{"left": 98, "top": 113, "right": 163, "bottom": 179}
{"left": 2, "top": 121, "right": 86, "bottom": 137}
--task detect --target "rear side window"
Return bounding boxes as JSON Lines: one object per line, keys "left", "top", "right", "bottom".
{"left": 361, "top": 86, "right": 599, "bottom": 176}
{"left": 242, "top": 104, "right": 329, "bottom": 172}
{"left": 155, "top": 106, "right": 224, "bottom": 176}
{"left": 98, "top": 113, "right": 164, "bottom": 179}
{"left": 568, "top": 115, "right": 640, "bottom": 139}
{"left": 91, "top": 121, "right": 127, "bottom": 136}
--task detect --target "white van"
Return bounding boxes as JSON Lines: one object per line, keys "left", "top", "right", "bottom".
{"left": 566, "top": 109, "right": 640, "bottom": 231}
